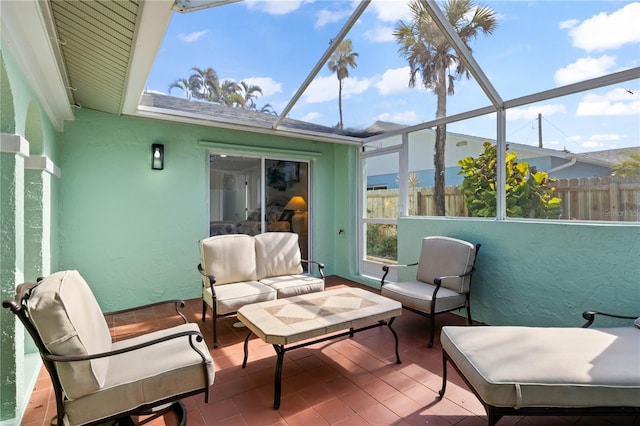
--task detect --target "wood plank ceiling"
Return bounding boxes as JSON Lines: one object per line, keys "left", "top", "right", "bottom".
{"left": 49, "top": 0, "right": 140, "bottom": 114}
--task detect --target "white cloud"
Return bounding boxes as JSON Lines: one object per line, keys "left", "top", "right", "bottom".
{"left": 244, "top": 0, "right": 309, "bottom": 15}
{"left": 581, "top": 140, "right": 602, "bottom": 149}
{"left": 177, "top": 30, "right": 208, "bottom": 43}
{"left": 558, "top": 19, "right": 579, "bottom": 30}
{"left": 376, "top": 111, "right": 416, "bottom": 123}
{"left": 241, "top": 77, "right": 283, "bottom": 98}
{"left": 302, "top": 75, "right": 373, "bottom": 103}
{"left": 506, "top": 104, "right": 566, "bottom": 121}
{"left": 364, "top": 25, "right": 395, "bottom": 42}
{"left": 563, "top": 2, "right": 640, "bottom": 52}
{"left": 301, "top": 111, "right": 323, "bottom": 122}
{"left": 376, "top": 67, "right": 418, "bottom": 95}
{"left": 554, "top": 55, "right": 617, "bottom": 86}
{"left": 590, "top": 133, "right": 623, "bottom": 141}
{"left": 576, "top": 88, "right": 640, "bottom": 116}
{"left": 315, "top": 7, "right": 353, "bottom": 28}
{"left": 370, "top": 0, "right": 410, "bottom": 23}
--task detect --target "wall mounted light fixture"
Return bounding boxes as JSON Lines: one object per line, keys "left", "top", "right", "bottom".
{"left": 152, "top": 144, "right": 164, "bottom": 170}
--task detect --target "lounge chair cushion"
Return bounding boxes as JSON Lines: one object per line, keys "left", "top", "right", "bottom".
{"left": 416, "top": 236, "right": 476, "bottom": 293}
{"left": 64, "top": 323, "right": 215, "bottom": 425}
{"left": 26, "top": 270, "right": 112, "bottom": 399}
{"left": 254, "top": 232, "right": 303, "bottom": 280}
{"left": 200, "top": 234, "right": 257, "bottom": 285}
{"left": 441, "top": 325, "right": 640, "bottom": 409}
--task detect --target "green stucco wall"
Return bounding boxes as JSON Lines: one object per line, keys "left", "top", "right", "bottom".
{"left": 1, "top": 42, "right": 60, "bottom": 423}
{"left": 398, "top": 217, "right": 640, "bottom": 327}
{"left": 57, "top": 108, "right": 356, "bottom": 311}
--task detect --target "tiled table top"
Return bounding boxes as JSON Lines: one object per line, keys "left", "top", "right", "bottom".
{"left": 237, "top": 287, "right": 402, "bottom": 345}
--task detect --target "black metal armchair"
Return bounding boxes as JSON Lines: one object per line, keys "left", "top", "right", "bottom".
{"left": 380, "top": 236, "right": 481, "bottom": 348}
{"left": 3, "top": 270, "right": 215, "bottom": 426}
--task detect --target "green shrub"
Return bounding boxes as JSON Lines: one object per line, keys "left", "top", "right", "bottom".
{"left": 458, "top": 142, "right": 562, "bottom": 219}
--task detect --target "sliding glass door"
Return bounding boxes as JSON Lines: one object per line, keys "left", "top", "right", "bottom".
{"left": 209, "top": 153, "right": 310, "bottom": 259}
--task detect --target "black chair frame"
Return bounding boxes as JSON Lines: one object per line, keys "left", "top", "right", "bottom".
{"left": 3, "top": 282, "right": 211, "bottom": 426}
{"left": 381, "top": 243, "right": 481, "bottom": 348}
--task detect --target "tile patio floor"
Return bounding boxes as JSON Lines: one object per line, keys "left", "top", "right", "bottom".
{"left": 20, "top": 276, "right": 639, "bottom": 426}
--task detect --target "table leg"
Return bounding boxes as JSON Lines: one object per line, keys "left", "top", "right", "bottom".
{"left": 242, "top": 330, "right": 252, "bottom": 368}
{"left": 273, "top": 344, "right": 285, "bottom": 409}
{"left": 387, "top": 317, "right": 401, "bottom": 364}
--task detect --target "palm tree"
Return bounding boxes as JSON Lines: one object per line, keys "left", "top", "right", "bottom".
{"left": 239, "top": 81, "right": 263, "bottom": 110}
{"left": 168, "top": 78, "right": 192, "bottom": 99}
{"left": 190, "top": 67, "right": 219, "bottom": 101}
{"left": 394, "top": 0, "right": 497, "bottom": 215}
{"left": 219, "top": 80, "right": 243, "bottom": 107}
{"left": 327, "top": 39, "right": 359, "bottom": 130}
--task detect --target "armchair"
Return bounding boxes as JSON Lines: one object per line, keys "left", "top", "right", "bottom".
{"left": 380, "top": 236, "right": 480, "bottom": 348}
{"left": 3, "top": 270, "right": 214, "bottom": 426}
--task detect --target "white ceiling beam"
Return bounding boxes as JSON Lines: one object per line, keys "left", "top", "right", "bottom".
{"left": 421, "top": 0, "right": 503, "bottom": 109}
{"left": 121, "top": 0, "right": 175, "bottom": 115}
{"left": 273, "top": 0, "right": 371, "bottom": 129}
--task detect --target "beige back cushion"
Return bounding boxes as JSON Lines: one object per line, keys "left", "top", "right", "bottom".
{"left": 255, "top": 232, "right": 303, "bottom": 280}
{"left": 200, "top": 234, "right": 257, "bottom": 285}
{"left": 416, "top": 236, "right": 477, "bottom": 293}
{"left": 27, "top": 270, "right": 112, "bottom": 400}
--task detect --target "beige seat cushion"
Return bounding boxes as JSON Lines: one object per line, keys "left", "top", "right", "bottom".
{"left": 199, "top": 235, "right": 257, "bottom": 286}
{"left": 203, "top": 281, "right": 276, "bottom": 315}
{"left": 417, "top": 236, "right": 476, "bottom": 293}
{"left": 27, "top": 270, "right": 112, "bottom": 400}
{"left": 254, "top": 232, "right": 303, "bottom": 280}
{"left": 441, "top": 325, "right": 640, "bottom": 409}
{"left": 381, "top": 280, "right": 466, "bottom": 314}
{"left": 259, "top": 274, "right": 325, "bottom": 298}
{"left": 64, "top": 323, "right": 215, "bottom": 425}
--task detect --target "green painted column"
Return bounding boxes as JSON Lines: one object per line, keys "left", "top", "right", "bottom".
{"left": 0, "top": 133, "right": 27, "bottom": 422}
{"left": 24, "top": 156, "right": 59, "bottom": 282}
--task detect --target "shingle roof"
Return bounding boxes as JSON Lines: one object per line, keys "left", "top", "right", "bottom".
{"left": 140, "top": 92, "right": 382, "bottom": 139}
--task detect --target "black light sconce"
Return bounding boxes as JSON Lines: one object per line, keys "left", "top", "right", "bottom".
{"left": 151, "top": 144, "right": 164, "bottom": 170}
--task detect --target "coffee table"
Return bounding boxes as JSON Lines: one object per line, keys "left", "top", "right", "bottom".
{"left": 237, "top": 287, "right": 403, "bottom": 409}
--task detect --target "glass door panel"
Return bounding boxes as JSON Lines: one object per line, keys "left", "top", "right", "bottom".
{"left": 209, "top": 154, "right": 262, "bottom": 236}
{"left": 360, "top": 149, "right": 400, "bottom": 280}
{"left": 265, "top": 159, "right": 310, "bottom": 261}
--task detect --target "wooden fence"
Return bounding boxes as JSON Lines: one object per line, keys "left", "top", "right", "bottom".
{"left": 366, "top": 175, "right": 640, "bottom": 222}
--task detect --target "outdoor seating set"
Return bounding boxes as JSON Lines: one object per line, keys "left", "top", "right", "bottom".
{"left": 4, "top": 233, "right": 638, "bottom": 425}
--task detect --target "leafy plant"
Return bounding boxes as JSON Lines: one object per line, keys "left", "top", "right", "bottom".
{"left": 458, "top": 142, "right": 562, "bottom": 218}
{"left": 367, "top": 224, "right": 397, "bottom": 260}
{"left": 611, "top": 151, "right": 640, "bottom": 176}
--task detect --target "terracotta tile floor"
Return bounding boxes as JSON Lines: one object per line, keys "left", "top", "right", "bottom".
{"left": 21, "top": 276, "right": 639, "bottom": 426}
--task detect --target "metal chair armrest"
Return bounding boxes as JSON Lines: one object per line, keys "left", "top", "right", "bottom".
{"left": 581, "top": 310, "right": 637, "bottom": 328}
{"left": 433, "top": 266, "right": 476, "bottom": 285}
{"left": 104, "top": 300, "right": 188, "bottom": 323}
{"left": 44, "top": 329, "right": 208, "bottom": 363}
{"left": 301, "top": 259, "right": 325, "bottom": 278}
{"left": 381, "top": 262, "right": 418, "bottom": 286}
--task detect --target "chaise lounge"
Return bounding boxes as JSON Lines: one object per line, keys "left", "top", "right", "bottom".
{"left": 439, "top": 311, "right": 640, "bottom": 425}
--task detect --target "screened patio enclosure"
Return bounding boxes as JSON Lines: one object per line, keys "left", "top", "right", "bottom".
{"left": 1, "top": 1, "right": 639, "bottom": 423}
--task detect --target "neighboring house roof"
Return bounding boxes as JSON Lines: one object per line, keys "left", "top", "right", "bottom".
{"left": 572, "top": 147, "right": 640, "bottom": 167}
{"left": 140, "top": 92, "right": 382, "bottom": 139}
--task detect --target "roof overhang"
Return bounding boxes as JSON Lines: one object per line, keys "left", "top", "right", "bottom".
{"left": 1, "top": 0, "right": 74, "bottom": 131}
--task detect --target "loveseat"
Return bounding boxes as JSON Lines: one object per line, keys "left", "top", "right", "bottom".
{"left": 198, "top": 232, "right": 325, "bottom": 347}
{"left": 438, "top": 311, "right": 640, "bottom": 425}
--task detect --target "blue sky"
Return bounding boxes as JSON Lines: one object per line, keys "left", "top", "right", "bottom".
{"left": 146, "top": 1, "right": 640, "bottom": 153}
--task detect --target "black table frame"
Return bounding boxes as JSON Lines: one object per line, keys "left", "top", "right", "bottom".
{"left": 242, "top": 318, "right": 401, "bottom": 409}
